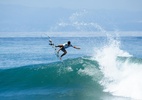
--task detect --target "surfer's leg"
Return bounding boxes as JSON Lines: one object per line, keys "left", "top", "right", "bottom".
{"left": 60, "top": 49, "right": 67, "bottom": 60}
{"left": 56, "top": 45, "right": 64, "bottom": 53}
{"left": 55, "top": 44, "right": 63, "bottom": 48}
{"left": 61, "top": 51, "right": 67, "bottom": 58}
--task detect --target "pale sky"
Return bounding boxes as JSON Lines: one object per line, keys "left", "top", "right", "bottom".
{"left": 0, "top": 0, "right": 142, "bottom": 11}
{"left": 0, "top": 0, "right": 142, "bottom": 36}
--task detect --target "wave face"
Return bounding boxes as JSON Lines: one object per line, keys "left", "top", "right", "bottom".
{"left": 0, "top": 57, "right": 105, "bottom": 99}
{"left": 0, "top": 57, "right": 100, "bottom": 89}
{"left": 0, "top": 56, "right": 142, "bottom": 99}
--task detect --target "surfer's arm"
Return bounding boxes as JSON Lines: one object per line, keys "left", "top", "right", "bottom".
{"left": 73, "top": 46, "right": 80, "bottom": 49}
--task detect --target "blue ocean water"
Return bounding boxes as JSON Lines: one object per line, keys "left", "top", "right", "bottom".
{"left": 0, "top": 34, "right": 142, "bottom": 100}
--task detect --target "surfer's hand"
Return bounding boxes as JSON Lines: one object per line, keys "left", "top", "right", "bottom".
{"left": 76, "top": 47, "right": 80, "bottom": 49}
{"left": 74, "top": 46, "right": 80, "bottom": 49}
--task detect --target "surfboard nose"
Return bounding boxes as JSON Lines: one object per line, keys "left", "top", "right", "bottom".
{"left": 49, "top": 39, "right": 52, "bottom": 42}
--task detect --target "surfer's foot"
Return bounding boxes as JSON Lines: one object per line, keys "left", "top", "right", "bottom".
{"left": 60, "top": 57, "right": 62, "bottom": 60}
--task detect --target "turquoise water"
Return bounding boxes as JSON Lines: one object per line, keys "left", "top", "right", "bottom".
{"left": 0, "top": 36, "right": 142, "bottom": 100}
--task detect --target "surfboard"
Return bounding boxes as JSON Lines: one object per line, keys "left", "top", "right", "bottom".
{"left": 48, "top": 36, "right": 60, "bottom": 59}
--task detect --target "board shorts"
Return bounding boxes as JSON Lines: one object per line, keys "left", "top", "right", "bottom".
{"left": 61, "top": 47, "right": 66, "bottom": 52}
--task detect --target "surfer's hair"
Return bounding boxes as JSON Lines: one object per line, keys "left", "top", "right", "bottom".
{"left": 68, "top": 41, "right": 71, "bottom": 45}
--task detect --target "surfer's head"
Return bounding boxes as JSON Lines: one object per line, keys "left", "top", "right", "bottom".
{"left": 68, "top": 41, "right": 71, "bottom": 45}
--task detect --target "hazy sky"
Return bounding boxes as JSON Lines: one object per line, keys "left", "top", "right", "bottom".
{"left": 0, "top": 0, "right": 142, "bottom": 11}
{"left": 0, "top": 0, "right": 142, "bottom": 36}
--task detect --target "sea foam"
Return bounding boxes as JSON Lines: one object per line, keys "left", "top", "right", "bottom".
{"left": 94, "top": 36, "right": 142, "bottom": 99}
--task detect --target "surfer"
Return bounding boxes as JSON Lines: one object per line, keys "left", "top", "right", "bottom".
{"left": 55, "top": 41, "right": 80, "bottom": 60}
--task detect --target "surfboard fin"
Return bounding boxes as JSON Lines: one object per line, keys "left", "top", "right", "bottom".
{"left": 49, "top": 43, "right": 54, "bottom": 46}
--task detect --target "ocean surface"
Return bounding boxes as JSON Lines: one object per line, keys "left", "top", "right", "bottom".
{"left": 0, "top": 34, "right": 142, "bottom": 100}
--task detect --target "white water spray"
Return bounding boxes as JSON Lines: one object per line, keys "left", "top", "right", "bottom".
{"left": 94, "top": 35, "right": 142, "bottom": 99}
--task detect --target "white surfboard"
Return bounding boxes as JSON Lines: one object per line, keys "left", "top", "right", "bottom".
{"left": 48, "top": 36, "right": 60, "bottom": 59}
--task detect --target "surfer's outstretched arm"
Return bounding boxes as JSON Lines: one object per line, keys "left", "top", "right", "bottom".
{"left": 73, "top": 46, "right": 80, "bottom": 49}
